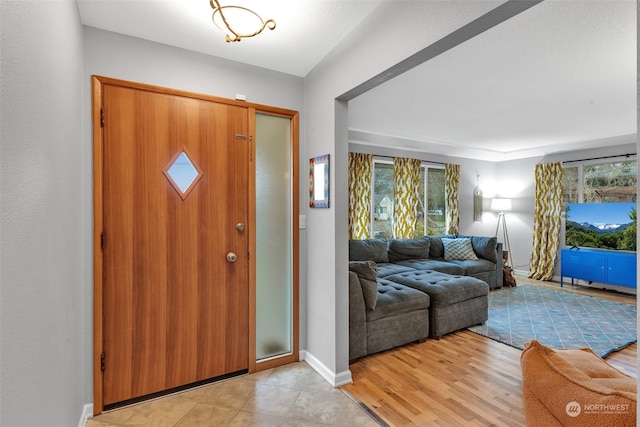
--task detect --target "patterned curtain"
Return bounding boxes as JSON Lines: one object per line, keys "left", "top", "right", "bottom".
{"left": 445, "top": 164, "right": 460, "bottom": 235}
{"left": 393, "top": 157, "right": 421, "bottom": 238}
{"left": 348, "top": 153, "right": 373, "bottom": 239}
{"left": 528, "top": 162, "right": 563, "bottom": 280}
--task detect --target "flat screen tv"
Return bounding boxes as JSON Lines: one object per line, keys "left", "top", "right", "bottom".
{"left": 565, "top": 202, "right": 637, "bottom": 251}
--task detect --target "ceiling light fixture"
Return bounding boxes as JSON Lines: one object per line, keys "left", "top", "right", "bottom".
{"left": 210, "top": 0, "right": 276, "bottom": 43}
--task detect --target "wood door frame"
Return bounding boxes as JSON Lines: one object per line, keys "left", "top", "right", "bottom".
{"left": 92, "top": 76, "right": 299, "bottom": 415}
{"left": 249, "top": 109, "right": 300, "bottom": 373}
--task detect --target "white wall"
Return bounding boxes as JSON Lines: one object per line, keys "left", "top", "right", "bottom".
{"left": 0, "top": 1, "right": 85, "bottom": 426}
{"left": 303, "top": 1, "right": 505, "bottom": 382}
{"left": 82, "top": 27, "right": 305, "bottom": 403}
{"left": 492, "top": 156, "right": 540, "bottom": 272}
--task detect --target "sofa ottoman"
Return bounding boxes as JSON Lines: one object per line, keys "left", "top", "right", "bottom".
{"left": 349, "top": 265, "right": 430, "bottom": 360}
{"left": 366, "top": 277, "right": 431, "bottom": 356}
{"left": 384, "top": 270, "right": 489, "bottom": 338}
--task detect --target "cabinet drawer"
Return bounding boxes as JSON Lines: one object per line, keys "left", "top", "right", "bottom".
{"left": 606, "top": 253, "right": 636, "bottom": 287}
{"left": 562, "top": 250, "right": 606, "bottom": 282}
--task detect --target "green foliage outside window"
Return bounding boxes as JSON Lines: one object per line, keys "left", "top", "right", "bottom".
{"left": 373, "top": 164, "right": 393, "bottom": 239}
{"left": 427, "top": 168, "right": 446, "bottom": 235}
{"left": 563, "top": 160, "right": 637, "bottom": 204}
{"left": 372, "top": 162, "right": 445, "bottom": 238}
{"left": 583, "top": 161, "right": 637, "bottom": 203}
{"left": 562, "top": 166, "right": 579, "bottom": 204}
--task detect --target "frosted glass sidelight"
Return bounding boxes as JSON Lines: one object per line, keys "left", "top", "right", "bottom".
{"left": 256, "top": 113, "right": 292, "bottom": 360}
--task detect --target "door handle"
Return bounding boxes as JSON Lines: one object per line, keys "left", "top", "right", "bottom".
{"left": 226, "top": 252, "right": 237, "bottom": 263}
{"left": 236, "top": 223, "right": 245, "bottom": 233}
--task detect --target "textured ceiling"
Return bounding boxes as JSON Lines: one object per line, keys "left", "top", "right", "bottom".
{"left": 77, "top": 0, "right": 637, "bottom": 161}
{"left": 348, "top": 0, "right": 637, "bottom": 160}
{"left": 77, "top": 0, "right": 381, "bottom": 77}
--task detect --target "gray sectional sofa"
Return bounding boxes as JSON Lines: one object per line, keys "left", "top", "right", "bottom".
{"left": 348, "top": 235, "right": 503, "bottom": 360}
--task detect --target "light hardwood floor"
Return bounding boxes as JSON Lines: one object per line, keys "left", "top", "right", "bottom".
{"left": 340, "top": 275, "right": 637, "bottom": 427}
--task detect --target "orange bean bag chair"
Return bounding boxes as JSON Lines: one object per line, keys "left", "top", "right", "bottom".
{"left": 520, "top": 340, "right": 636, "bottom": 426}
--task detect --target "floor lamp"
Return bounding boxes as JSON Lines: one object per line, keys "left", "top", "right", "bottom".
{"left": 491, "top": 198, "right": 513, "bottom": 268}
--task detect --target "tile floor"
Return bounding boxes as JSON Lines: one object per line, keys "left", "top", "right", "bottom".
{"left": 86, "top": 362, "right": 382, "bottom": 427}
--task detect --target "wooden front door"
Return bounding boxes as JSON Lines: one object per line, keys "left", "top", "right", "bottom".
{"left": 99, "top": 81, "right": 249, "bottom": 407}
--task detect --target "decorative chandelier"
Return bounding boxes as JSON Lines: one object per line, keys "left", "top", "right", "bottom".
{"left": 210, "top": 0, "right": 276, "bottom": 43}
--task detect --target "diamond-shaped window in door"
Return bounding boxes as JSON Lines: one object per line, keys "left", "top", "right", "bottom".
{"left": 163, "top": 149, "right": 203, "bottom": 200}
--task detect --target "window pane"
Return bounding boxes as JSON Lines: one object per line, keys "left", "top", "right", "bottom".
{"left": 562, "top": 166, "right": 579, "bottom": 204}
{"left": 416, "top": 168, "right": 426, "bottom": 237}
{"left": 427, "top": 168, "right": 446, "bottom": 235}
{"left": 166, "top": 152, "right": 200, "bottom": 193}
{"left": 372, "top": 163, "right": 445, "bottom": 238}
{"left": 373, "top": 163, "right": 393, "bottom": 239}
{"left": 583, "top": 160, "right": 637, "bottom": 203}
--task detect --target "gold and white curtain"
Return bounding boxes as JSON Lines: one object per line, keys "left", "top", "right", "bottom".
{"left": 445, "top": 163, "right": 460, "bottom": 235}
{"left": 348, "top": 152, "right": 373, "bottom": 239}
{"left": 393, "top": 157, "right": 421, "bottom": 238}
{"left": 528, "top": 162, "right": 563, "bottom": 280}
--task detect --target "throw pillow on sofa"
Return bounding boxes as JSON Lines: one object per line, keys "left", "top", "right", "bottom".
{"left": 349, "top": 261, "right": 378, "bottom": 311}
{"left": 427, "top": 236, "right": 444, "bottom": 258}
{"left": 388, "top": 237, "right": 430, "bottom": 262}
{"left": 456, "top": 235, "right": 498, "bottom": 263}
{"left": 442, "top": 237, "right": 478, "bottom": 261}
{"left": 349, "top": 239, "right": 388, "bottom": 263}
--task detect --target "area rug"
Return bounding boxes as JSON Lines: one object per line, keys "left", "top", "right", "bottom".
{"left": 467, "top": 285, "right": 637, "bottom": 357}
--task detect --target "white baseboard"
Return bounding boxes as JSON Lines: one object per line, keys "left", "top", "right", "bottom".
{"left": 78, "top": 403, "right": 93, "bottom": 427}
{"left": 300, "top": 350, "right": 353, "bottom": 387}
{"left": 513, "top": 269, "right": 529, "bottom": 277}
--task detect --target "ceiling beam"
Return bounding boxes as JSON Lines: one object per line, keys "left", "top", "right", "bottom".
{"left": 338, "top": 0, "right": 544, "bottom": 101}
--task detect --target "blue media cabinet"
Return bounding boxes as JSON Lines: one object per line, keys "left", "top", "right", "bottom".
{"left": 560, "top": 247, "right": 637, "bottom": 289}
